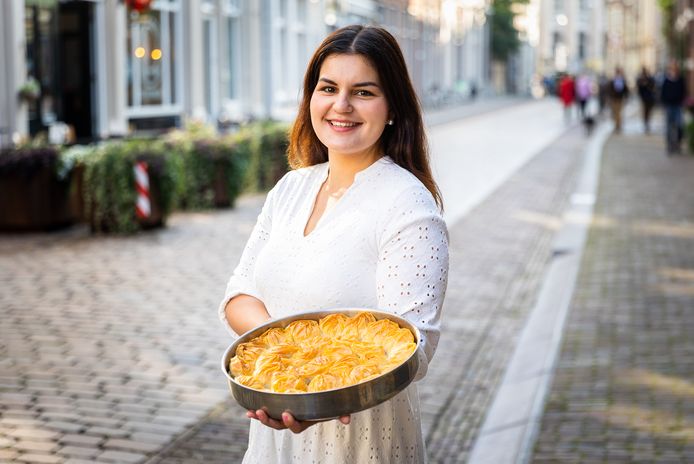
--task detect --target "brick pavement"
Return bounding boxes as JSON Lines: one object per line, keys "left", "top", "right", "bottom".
{"left": 1, "top": 122, "right": 588, "bottom": 464}
{"left": 150, "top": 127, "right": 589, "bottom": 464}
{"left": 532, "top": 120, "right": 694, "bottom": 463}
{"left": 0, "top": 197, "right": 265, "bottom": 463}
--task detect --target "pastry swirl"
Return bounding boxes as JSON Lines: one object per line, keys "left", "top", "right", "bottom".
{"left": 229, "top": 312, "right": 417, "bottom": 393}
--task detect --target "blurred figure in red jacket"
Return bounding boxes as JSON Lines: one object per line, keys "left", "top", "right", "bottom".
{"left": 558, "top": 74, "right": 576, "bottom": 124}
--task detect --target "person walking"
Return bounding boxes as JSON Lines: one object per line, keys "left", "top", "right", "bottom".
{"left": 597, "top": 73, "right": 609, "bottom": 116}
{"left": 558, "top": 73, "right": 576, "bottom": 124}
{"left": 219, "top": 25, "right": 449, "bottom": 463}
{"left": 575, "top": 73, "right": 593, "bottom": 119}
{"left": 660, "top": 60, "right": 687, "bottom": 154}
{"left": 608, "top": 67, "right": 630, "bottom": 132}
{"left": 636, "top": 67, "right": 657, "bottom": 133}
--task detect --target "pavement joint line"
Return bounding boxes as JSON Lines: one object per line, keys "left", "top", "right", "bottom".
{"left": 466, "top": 120, "right": 614, "bottom": 464}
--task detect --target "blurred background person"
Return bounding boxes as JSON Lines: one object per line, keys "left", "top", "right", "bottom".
{"left": 608, "top": 67, "right": 630, "bottom": 132}
{"left": 558, "top": 73, "right": 576, "bottom": 124}
{"left": 598, "top": 73, "right": 609, "bottom": 116}
{"left": 636, "top": 66, "right": 656, "bottom": 133}
{"left": 660, "top": 60, "right": 687, "bottom": 155}
{"left": 575, "top": 73, "right": 593, "bottom": 120}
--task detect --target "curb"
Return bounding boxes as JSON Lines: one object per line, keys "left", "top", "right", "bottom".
{"left": 466, "top": 120, "right": 614, "bottom": 464}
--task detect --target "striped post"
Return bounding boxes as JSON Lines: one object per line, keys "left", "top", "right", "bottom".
{"left": 134, "top": 161, "right": 151, "bottom": 219}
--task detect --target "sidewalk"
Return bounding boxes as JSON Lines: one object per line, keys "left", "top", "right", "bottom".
{"left": 531, "top": 117, "right": 694, "bottom": 462}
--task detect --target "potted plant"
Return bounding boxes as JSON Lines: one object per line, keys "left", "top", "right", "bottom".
{"left": 0, "top": 145, "right": 75, "bottom": 231}
{"left": 83, "top": 140, "right": 175, "bottom": 233}
{"left": 18, "top": 77, "right": 41, "bottom": 102}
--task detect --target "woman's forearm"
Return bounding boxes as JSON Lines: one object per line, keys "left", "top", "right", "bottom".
{"left": 225, "top": 294, "right": 272, "bottom": 335}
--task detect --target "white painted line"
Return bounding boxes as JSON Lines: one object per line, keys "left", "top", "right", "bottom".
{"left": 466, "top": 121, "right": 614, "bottom": 464}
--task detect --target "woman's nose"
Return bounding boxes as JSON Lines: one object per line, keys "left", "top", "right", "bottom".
{"left": 333, "top": 93, "right": 353, "bottom": 113}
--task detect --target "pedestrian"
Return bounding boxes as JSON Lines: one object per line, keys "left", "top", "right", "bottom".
{"left": 558, "top": 73, "right": 576, "bottom": 123}
{"left": 218, "top": 24, "right": 449, "bottom": 463}
{"left": 636, "top": 66, "right": 657, "bottom": 133}
{"left": 575, "top": 73, "right": 593, "bottom": 119}
{"left": 608, "top": 67, "right": 630, "bottom": 132}
{"left": 660, "top": 60, "right": 687, "bottom": 155}
{"left": 598, "top": 73, "right": 609, "bottom": 116}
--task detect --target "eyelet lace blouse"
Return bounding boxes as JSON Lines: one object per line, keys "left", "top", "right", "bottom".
{"left": 218, "top": 156, "right": 449, "bottom": 464}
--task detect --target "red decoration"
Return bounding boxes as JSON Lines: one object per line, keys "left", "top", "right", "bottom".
{"left": 126, "top": 0, "right": 152, "bottom": 13}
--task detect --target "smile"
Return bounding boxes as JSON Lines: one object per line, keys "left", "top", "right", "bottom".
{"left": 328, "top": 120, "right": 361, "bottom": 128}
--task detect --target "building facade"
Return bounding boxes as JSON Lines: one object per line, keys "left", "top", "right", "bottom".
{"left": 537, "top": 0, "right": 607, "bottom": 77}
{"left": 1, "top": 0, "right": 490, "bottom": 147}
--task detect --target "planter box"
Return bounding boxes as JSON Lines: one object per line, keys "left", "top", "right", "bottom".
{"left": 0, "top": 166, "right": 74, "bottom": 231}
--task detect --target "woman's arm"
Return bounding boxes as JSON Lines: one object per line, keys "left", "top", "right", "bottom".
{"left": 376, "top": 186, "right": 450, "bottom": 381}
{"left": 224, "top": 294, "right": 272, "bottom": 335}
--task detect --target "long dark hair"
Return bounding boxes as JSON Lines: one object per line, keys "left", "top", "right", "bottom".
{"left": 288, "top": 25, "right": 443, "bottom": 210}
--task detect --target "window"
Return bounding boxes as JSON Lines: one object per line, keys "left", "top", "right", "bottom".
{"left": 126, "top": 1, "right": 181, "bottom": 114}
{"left": 223, "top": 0, "right": 242, "bottom": 101}
{"left": 579, "top": 32, "right": 587, "bottom": 60}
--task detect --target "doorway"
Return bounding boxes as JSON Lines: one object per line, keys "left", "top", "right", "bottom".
{"left": 58, "top": 1, "right": 94, "bottom": 141}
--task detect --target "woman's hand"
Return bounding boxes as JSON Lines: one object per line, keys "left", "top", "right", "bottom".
{"left": 247, "top": 409, "right": 350, "bottom": 434}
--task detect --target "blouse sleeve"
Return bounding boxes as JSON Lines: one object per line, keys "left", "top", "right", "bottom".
{"left": 217, "top": 184, "right": 277, "bottom": 337}
{"left": 376, "top": 186, "right": 449, "bottom": 382}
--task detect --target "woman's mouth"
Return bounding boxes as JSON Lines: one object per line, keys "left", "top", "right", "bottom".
{"left": 328, "top": 119, "right": 361, "bottom": 130}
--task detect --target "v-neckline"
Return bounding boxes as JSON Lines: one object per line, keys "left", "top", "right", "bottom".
{"left": 302, "top": 164, "right": 332, "bottom": 238}
{"left": 301, "top": 157, "right": 387, "bottom": 238}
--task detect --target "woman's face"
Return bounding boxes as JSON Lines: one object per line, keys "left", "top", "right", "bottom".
{"left": 310, "top": 53, "right": 390, "bottom": 161}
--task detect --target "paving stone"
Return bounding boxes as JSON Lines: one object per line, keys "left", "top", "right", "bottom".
{"left": 7, "top": 429, "right": 60, "bottom": 441}
{"left": 97, "top": 450, "right": 147, "bottom": 463}
{"left": 16, "top": 453, "right": 64, "bottom": 463}
{"left": 59, "top": 434, "right": 104, "bottom": 447}
{"left": 84, "top": 426, "right": 129, "bottom": 439}
{"left": 104, "top": 438, "right": 161, "bottom": 453}
{"left": 14, "top": 440, "right": 59, "bottom": 453}
{"left": 56, "top": 445, "right": 102, "bottom": 459}
{"left": 0, "top": 449, "right": 20, "bottom": 460}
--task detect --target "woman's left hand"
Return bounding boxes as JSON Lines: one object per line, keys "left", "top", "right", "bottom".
{"left": 247, "top": 409, "right": 351, "bottom": 434}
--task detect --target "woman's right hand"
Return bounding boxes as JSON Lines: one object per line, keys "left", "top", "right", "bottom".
{"left": 247, "top": 409, "right": 351, "bottom": 434}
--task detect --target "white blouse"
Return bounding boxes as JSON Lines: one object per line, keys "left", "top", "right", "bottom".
{"left": 218, "top": 156, "right": 449, "bottom": 464}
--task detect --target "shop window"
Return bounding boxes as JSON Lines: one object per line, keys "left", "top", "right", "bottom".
{"left": 126, "top": 1, "right": 181, "bottom": 115}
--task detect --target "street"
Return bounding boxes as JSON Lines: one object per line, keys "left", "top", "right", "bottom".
{"left": 2, "top": 100, "right": 694, "bottom": 463}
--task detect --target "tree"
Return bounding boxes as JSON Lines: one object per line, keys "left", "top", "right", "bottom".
{"left": 490, "top": 0, "right": 528, "bottom": 62}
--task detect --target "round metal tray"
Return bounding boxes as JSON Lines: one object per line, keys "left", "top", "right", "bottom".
{"left": 221, "top": 308, "right": 420, "bottom": 421}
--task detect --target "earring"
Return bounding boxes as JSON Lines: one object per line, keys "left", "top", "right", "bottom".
{"left": 387, "top": 119, "right": 394, "bottom": 126}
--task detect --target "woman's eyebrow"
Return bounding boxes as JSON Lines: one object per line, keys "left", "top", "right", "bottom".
{"left": 318, "top": 77, "right": 381, "bottom": 88}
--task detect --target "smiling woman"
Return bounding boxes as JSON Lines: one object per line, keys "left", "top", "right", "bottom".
{"left": 219, "top": 25, "right": 449, "bottom": 463}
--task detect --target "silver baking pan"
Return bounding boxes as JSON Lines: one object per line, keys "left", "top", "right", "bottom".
{"left": 221, "top": 308, "right": 420, "bottom": 421}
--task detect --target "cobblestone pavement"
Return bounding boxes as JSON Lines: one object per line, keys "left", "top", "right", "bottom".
{"left": 1, "top": 122, "right": 588, "bottom": 463}
{"left": 532, "top": 120, "right": 694, "bottom": 463}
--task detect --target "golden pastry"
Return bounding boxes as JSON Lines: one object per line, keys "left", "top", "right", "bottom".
{"left": 228, "top": 312, "right": 417, "bottom": 393}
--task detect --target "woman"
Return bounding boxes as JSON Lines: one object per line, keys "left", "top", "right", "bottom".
{"left": 219, "top": 25, "right": 449, "bottom": 463}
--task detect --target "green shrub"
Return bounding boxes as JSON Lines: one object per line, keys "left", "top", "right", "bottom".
{"left": 83, "top": 139, "right": 174, "bottom": 233}
{"left": 242, "top": 121, "right": 290, "bottom": 192}
{"left": 687, "top": 120, "right": 694, "bottom": 155}
{"left": 165, "top": 121, "right": 249, "bottom": 210}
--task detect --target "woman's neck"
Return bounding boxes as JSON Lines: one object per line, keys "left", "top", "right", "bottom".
{"left": 325, "top": 150, "right": 382, "bottom": 192}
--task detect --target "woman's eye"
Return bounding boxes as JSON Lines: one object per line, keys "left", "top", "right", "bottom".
{"left": 318, "top": 86, "right": 336, "bottom": 93}
{"left": 355, "top": 89, "right": 374, "bottom": 97}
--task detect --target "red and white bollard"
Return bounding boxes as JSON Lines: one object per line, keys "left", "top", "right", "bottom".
{"left": 133, "top": 161, "right": 151, "bottom": 219}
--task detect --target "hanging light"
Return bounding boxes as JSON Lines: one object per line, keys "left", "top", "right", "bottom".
{"left": 125, "top": 0, "right": 152, "bottom": 13}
